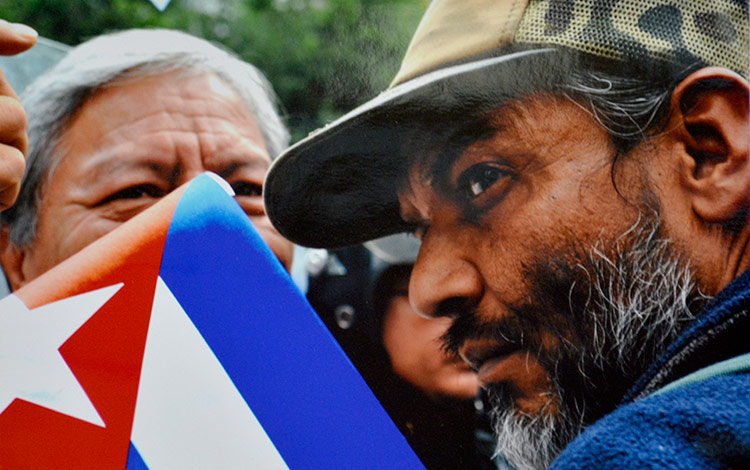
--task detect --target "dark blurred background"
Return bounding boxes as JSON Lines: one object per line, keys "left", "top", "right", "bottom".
{"left": 0, "top": 0, "right": 427, "bottom": 142}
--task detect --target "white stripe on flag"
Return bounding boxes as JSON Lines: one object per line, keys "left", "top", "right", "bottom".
{"left": 130, "top": 277, "right": 288, "bottom": 469}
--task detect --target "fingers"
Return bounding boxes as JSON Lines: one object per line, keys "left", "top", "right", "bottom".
{"left": 0, "top": 19, "right": 36, "bottom": 210}
{"left": 0, "top": 93, "right": 27, "bottom": 211}
{"left": 0, "top": 20, "right": 37, "bottom": 56}
{"left": 0, "top": 144, "right": 24, "bottom": 211}
{"left": 0, "top": 19, "right": 38, "bottom": 100}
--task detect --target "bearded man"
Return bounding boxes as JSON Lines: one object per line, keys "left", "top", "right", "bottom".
{"left": 264, "top": 1, "right": 749, "bottom": 469}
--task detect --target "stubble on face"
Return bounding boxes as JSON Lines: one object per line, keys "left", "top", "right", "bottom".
{"left": 444, "top": 207, "right": 710, "bottom": 470}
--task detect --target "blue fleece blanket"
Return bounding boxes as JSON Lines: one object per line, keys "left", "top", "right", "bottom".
{"left": 550, "top": 373, "right": 750, "bottom": 469}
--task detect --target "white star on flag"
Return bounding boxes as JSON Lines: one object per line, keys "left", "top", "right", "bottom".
{"left": 0, "top": 284, "right": 123, "bottom": 427}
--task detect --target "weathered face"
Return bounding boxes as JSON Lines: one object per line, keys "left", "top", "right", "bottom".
{"left": 10, "top": 72, "right": 293, "bottom": 287}
{"left": 382, "top": 275, "right": 478, "bottom": 400}
{"left": 398, "top": 94, "right": 703, "bottom": 422}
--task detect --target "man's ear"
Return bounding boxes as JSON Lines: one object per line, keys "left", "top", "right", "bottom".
{"left": 671, "top": 67, "right": 749, "bottom": 224}
{"left": 0, "top": 225, "right": 28, "bottom": 290}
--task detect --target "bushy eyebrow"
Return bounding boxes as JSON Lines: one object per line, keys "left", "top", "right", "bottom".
{"left": 80, "top": 152, "right": 171, "bottom": 182}
{"left": 426, "top": 120, "right": 501, "bottom": 192}
{"left": 213, "top": 153, "right": 270, "bottom": 175}
{"left": 80, "top": 143, "right": 270, "bottom": 178}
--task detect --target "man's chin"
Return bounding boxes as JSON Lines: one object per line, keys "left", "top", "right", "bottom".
{"left": 478, "top": 351, "right": 559, "bottom": 418}
{"left": 486, "top": 382, "right": 581, "bottom": 470}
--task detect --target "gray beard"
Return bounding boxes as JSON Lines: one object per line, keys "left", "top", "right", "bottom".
{"left": 489, "top": 216, "right": 710, "bottom": 470}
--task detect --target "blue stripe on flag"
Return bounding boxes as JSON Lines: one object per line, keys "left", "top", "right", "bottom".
{"left": 158, "top": 174, "right": 424, "bottom": 469}
{"left": 126, "top": 442, "right": 149, "bottom": 470}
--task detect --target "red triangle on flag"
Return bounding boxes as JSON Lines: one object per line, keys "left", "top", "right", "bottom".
{"left": 0, "top": 188, "right": 185, "bottom": 469}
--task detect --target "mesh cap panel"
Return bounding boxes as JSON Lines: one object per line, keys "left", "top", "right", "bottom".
{"left": 516, "top": 0, "right": 748, "bottom": 77}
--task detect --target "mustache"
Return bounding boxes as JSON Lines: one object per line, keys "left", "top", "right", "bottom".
{"left": 440, "top": 304, "right": 544, "bottom": 358}
{"left": 437, "top": 243, "right": 599, "bottom": 361}
{"left": 439, "top": 261, "right": 586, "bottom": 360}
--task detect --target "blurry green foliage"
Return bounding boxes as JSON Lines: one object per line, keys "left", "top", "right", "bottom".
{"left": 0, "top": 0, "right": 426, "bottom": 141}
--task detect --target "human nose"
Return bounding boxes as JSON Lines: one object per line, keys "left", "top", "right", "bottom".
{"left": 408, "top": 229, "right": 484, "bottom": 319}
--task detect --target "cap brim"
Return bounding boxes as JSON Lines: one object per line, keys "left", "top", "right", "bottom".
{"left": 265, "top": 48, "right": 556, "bottom": 248}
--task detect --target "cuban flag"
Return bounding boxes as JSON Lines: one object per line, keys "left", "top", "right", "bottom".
{"left": 0, "top": 173, "right": 423, "bottom": 469}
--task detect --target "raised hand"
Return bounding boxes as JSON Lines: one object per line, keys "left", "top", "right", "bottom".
{"left": 0, "top": 20, "right": 37, "bottom": 210}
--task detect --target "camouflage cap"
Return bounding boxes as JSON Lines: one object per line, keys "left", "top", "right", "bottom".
{"left": 393, "top": 0, "right": 747, "bottom": 86}
{"left": 265, "top": 0, "right": 749, "bottom": 249}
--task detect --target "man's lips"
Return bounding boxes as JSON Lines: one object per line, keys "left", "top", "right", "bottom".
{"left": 446, "top": 354, "right": 473, "bottom": 370}
{"left": 458, "top": 336, "right": 559, "bottom": 417}
{"left": 459, "top": 338, "right": 518, "bottom": 385}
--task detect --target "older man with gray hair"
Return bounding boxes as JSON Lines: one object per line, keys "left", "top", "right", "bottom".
{"left": 0, "top": 28, "right": 294, "bottom": 290}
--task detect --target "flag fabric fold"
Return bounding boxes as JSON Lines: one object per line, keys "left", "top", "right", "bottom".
{"left": 0, "top": 172, "right": 423, "bottom": 469}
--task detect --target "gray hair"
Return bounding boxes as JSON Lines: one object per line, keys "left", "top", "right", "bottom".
{"left": 561, "top": 69, "right": 676, "bottom": 157}
{"left": 3, "top": 28, "right": 290, "bottom": 247}
{"left": 542, "top": 48, "right": 699, "bottom": 158}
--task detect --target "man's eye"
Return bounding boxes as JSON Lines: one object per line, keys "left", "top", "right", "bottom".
{"left": 231, "top": 181, "right": 263, "bottom": 197}
{"left": 458, "top": 163, "right": 509, "bottom": 199}
{"left": 102, "top": 184, "right": 165, "bottom": 203}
